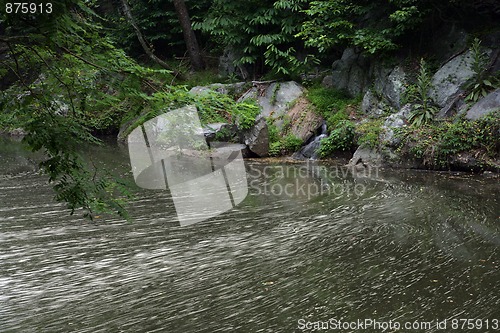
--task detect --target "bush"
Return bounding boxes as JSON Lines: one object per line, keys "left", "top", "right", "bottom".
{"left": 269, "top": 133, "right": 304, "bottom": 157}
{"left": 395, "top": 112, "right": 500, "bottom": 167}
{"left": 326, "top": 111, "right": 349, "bottom": 131}
{"left": 318, "top": 120, "right": 355, "bottom": 157}
{"left": 283, "top": 134, "right": 303, "bottom": 152}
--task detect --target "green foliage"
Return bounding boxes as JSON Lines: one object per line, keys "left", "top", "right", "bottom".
{"left": 1, "top": 0, "right": 259, "bottom": 218}
{"left": 326, "top": 111, "right": 349, "bottom": 131}
{"left": 465, "top": 38, "right": 499, "bottom": 103}
{"left": 0, "top": 2, "right": 183, "bottom": 219}
{"left": 405, "top": 59, "right": 439, "bottom": 126}
{"left": 213, "top": 126, "right": 236, "bottom": 142}
{"left": 269, "top": 141, "right": 282, "bottom": 156}
{"left": 267, "top": 121, "right": 280, "bottom": 143}
{"left": 298, "top": 0, "right": 426, "bottom": 54}
{"left": 107, "top": 0, "right": 212, "bottom": 58}
{"left": 267, "top": 118, "right": 303, "bottom": 156}
{"left": 284, "top": 134, "right": 303, "bottom": 152}
{"left": 307, "top": 85, "right": 359, "bottom": 131}
{"left": 356, "top": 119, "right": 383, "bottom": 148}
{"left": 318, "top": 120, "right": 355, "bottom": 157}
{"left": 307, "top": 86, "right": 352, "bottom": 113}
{"left": 231, "top": 99, "right": 261, "bottom": 130}
{"left": 395, "top": 113, "right": 500, "bottom": 168}
{"left": 193, "top": 0, "right": 313, "bottom": 75}
{"left": 269, "top": 133, "right": 303, "bottom": 156}
{"left": 19, "top": 102, "right": 133, "bottom": 219}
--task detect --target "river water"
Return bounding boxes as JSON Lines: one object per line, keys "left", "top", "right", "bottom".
{"left": 0, "top": 137, "right": 499, "bottom": 332}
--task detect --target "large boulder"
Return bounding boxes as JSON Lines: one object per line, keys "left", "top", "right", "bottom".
{"left": 242, "top": 116, "right": 269, "bottom": 157}
{"left": 465, "top": 89, "right": 500, "bottom": 120}
{"left": 238, "top": 81, "right": 305, "bottom": 128}
{"left": 373, "top": 65, "right": 407, "bottom": 109}
{"left": 347, "top": 147, "right": 384, "bottom": 167}
{"left": 360, "top": 65, "right": 406, "bottom": 116}
{"left": 330, "top": 48, "right": 370, "bottom": 96}
{"left": 430, "top": 50, "right": 476, "bottom": 107}
{"left": 286, "top": 97, "right": 324, "bottom": 143}
{"left": 347, "top": 145, "right": 422, "bottom": 170}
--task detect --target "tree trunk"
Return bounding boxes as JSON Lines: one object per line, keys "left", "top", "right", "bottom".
{"left": 172, "top": 0, "right": 205, "bottom": 71}
{"left": 121, "top": 0, "right": 184, "bottom": 79}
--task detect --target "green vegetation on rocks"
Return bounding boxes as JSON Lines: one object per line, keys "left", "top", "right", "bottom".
{"left": 395, "top": 112, "right": 500, "bottom": 169}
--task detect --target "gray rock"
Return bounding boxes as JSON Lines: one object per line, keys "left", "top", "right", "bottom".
{"left": 238, "top": 81, "right": 305, "bottom": 128}
{"left": 203, "top": 123, "right": 236, "bottom": 142}
{"left": 322, "top": 75, "right": 333, "bottom": 88}
{"left": 286, "top": 97, "right": 324, "bottom": 143}
{"left": 436, "top": 91, "right": 466, "bottom": 118}
{"left": 7, "top": 128, "right": 27, "bottom": 136}
{"left": 347, "top": 147, "right": 383, "bottom": 167}
{"left": 465, "top": 88, "right": 500, "bottom": 120}
{"left": 380, "top": 104, "right": 411, "bottom": 147}
{"left": 189, "top": 82, "right": 248, "bottom": 97}
{"left": 189, "top": 86, "right": 213, "bottom": 95}
{"left": 330, "top": 48, "right": 370, "bottom": 96}
{"left": 209, "top": 143, "right": 251, "bottom": 158}
{"left": 243, "top": 116, "right": 269, "bottom": 157}
{"left": 430, "top": 50, "right": 476, "bottom": 107}
{"left": 361, "top": 90, "right": 391, "bottom": 117}
{"left": 373, "top": 66, "right": 407, "bottom": 109}
{"left": 361, "top": 90, "right": 377, "bottom": 114}
{"left": 482, "top": 170, "right": 499, "bottom": 178}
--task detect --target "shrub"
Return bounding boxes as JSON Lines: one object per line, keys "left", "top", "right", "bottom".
{"left": 318, "top": 120, "right": 355, "bottom": 157}
{"left": 283, "top": 134, "right": 303, "bottom": 152}
{"left": 326, "top": 111, "right": 349, "bottom": 131}
{"left": 395, "top": 112, "right": 500, "bottom": 167}
{"left": 268, "top": 132, "right": 304, "bottom": 157}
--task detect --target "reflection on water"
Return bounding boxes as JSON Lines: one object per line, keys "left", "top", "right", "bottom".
{"left": 0, "top": 138, "right": 499, "bottom": 332}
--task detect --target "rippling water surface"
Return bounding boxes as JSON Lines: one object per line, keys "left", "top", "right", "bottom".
{"left": 0, "top": 138, "right": 499, "bottom": 332}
